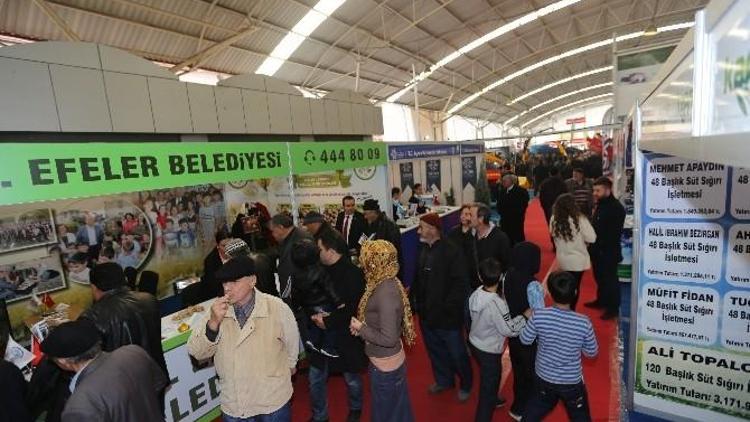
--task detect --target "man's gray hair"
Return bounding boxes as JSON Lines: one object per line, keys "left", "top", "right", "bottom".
{"left": 67, "top": 341, "right": 103, "bottom": 364}
{"left": 502, "top": 174, "right": 518, "bottom": 185}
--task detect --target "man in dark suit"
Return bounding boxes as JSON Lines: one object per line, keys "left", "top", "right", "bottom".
{"left": 497, "top": 174, "right": 529, "bottom": 245}
{"left": 335, "top": 195, "right": 365, "bottom": 254}
{"left": 75, "top": 213, "right": 104, "bottom": 261}
{"left": 587, "top": 177, "right": 626, "bottom": 320}
{"left": 41, "top": 320, "right": 167, "bottom": 422}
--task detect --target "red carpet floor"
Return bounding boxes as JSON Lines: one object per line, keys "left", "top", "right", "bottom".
{"left": 288, "top": 199, "right": 620, "bottom": 421}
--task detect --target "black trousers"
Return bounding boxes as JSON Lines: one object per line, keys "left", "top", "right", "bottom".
{"left": 508, "top": 337, "right": 536, "bottom": 415}
{"left": 591, "top": 256, "right": 620, "bottom": 313}
{"left": 470, "top": 346, "right": 501, "bottom": 422}
{"left": 566, "top": 271, "right": 584, "bottom": 311}
{"left": 524, "top": 376, "right": 592, "bottom": 422}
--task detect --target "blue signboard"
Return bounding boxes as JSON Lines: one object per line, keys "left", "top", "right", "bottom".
{"left": 388, "top": 144, "right": 459, "bottom": 160}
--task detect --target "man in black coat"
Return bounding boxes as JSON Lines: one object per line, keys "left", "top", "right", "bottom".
{"left": 183, "top": 228, "right": 231, "bottom": 305}
{"left": 308, "top": 230, "right": 367, "bottom": 422}
{"left": 269, "top": 213, "right": 312, "bottom": 301}
{"left": 586, "top": 177, "right": 626, "bottom": 320}
{"left": 335, "top": 196, "right": 366, "bottom": 254}
{"left": 79, "top": 263, "right": 167, "bottom": 378}
{"left": 538, "top": 167, "right": 569, "bottom": 225}
{"left": 470, "top": 203, "right": 512, "bottom": 288}
{"left": 496, "top": 174, "right": 530, "bottom": 245}
{"left": 361, "top": 199, "right": 402, "bottom": 270}
{"left": 409, "top": 213, "right": 472, "bottom": 401}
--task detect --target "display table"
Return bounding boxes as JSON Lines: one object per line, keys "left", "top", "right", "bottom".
{"left": 161, "top": 299, "right": 221, "bottom": 422}
{"left": 398, "top": 206, "right": 461, "bottom": 287}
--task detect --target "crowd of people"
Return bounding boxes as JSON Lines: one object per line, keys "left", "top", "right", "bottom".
{"left": 0, "top": 216, "right": 54, "bottom": 252}
{"left": 1, "top": 169, "right": 625, "bottom": 422}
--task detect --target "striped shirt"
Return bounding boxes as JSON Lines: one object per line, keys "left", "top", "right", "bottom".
{"left": 520, "top": 307, "right": 598, "bottom": 384}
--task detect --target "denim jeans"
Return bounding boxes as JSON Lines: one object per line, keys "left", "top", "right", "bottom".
{"left": 471, "top": 345, "right": 501, "bottom": 422}
{"left": 369, "top": 362, "right": 414, "bottom": 422}
{"left": 222, "top": 401, "right": 291, "bottom": 422}
{"left": 308, "top": 360, "right": 363, "bottom": 421}
{"left": 523, "top": 376, "right": 592, "bottom": 422}
{"left": 420, "top": 321, "right": 473, "bottom": 392}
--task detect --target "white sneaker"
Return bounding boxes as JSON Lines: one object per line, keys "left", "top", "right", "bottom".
{"left": 509, "top": 411, "right": 522, "bottom": 421}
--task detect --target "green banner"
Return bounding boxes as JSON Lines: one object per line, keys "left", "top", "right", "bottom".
{"left": 0, "top": 142, "right": 290, "bottom": 206}
{"left": 289, "top": 142, "right": 386, "bottom": 174}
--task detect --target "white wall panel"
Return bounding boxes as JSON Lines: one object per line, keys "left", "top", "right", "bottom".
{"left": 267, "top": 93, "right": 293, "bottom": 134}
{"left": 324, "top": 100, "right": 340, "bottom": 134}
{"left": 290, "top": 96, "right": 312, "bottom": 134}
{"left": 338, "top": 101, "right": 354, "bottom": 134}
{"left": 0, "top": 58, "right": 59, "bottom": 131}
{"left": 242, "top": 90, "right": 270, "bottom": 133}
{"left": 50, "top": 65, "right": 111, "bottom": 132}
{"left": 187, "top": 84, "right": 219, "bottom": 133}
{"left": 310, "top": 100, "right": 326, "bottom": 134}
{"left": 148, "top": 78, "right": 193, "bottom": 133}
{"left": 103, "top": 72, "right": 154, "bottom": 132}
{"left": 215, "top": 86, "right": 246, "bottom": 133}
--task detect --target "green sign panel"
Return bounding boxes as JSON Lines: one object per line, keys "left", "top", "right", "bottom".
{"left": 0, "top": 142, "right": 290, "bottom": 206}
{"left": 289, "top": 142, "right": 386, "bottom": 174}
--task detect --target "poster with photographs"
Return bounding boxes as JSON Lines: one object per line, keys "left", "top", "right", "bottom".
{"left": 0, "top": 249, "right": 66, "bottom": 303}
{"left": 0, "top": 208, "right": 56, "bottom": 254}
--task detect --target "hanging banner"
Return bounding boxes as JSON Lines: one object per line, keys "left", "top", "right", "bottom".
{"left": 461, "top": 156, "right": 477, "bottom": 188}
{"left": 289, "top": 142, "right": 387, "bottom": 174}
{"left": 634, "top": 152, "right": 750, "bottom": 421}
{"left": 426, "top": 159, "right": 442, "bottom": 191}
{"left": 615, "top": 45, "right": 676, "bottom": 122}
{"left": 459, "top": 143, "right": 484, "bottom": 155}
{"left": 399, "top": 162, "right": 415, "bottom": 190}
{"left": 0, "top": 143, "right": 290, "bottom": 207}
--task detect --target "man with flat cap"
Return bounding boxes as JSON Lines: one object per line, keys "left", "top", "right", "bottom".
{"left": 302, "top": 211, "right": 335, "bottom": 240}
{"left": 41, "top": 319, "right": 167, "bottom": 422}
{"left": 79, "top": 262, "right": 167, "bottom": 378}
{"left": 188, "top": 255, "right": 300, "bottom": 421}
{"left": 361, "top": 199, "right": 402, "bottom": 267}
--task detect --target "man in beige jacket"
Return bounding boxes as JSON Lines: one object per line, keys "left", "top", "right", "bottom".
{"left": 188, "top": 255, "right": 299, "bottom": 421}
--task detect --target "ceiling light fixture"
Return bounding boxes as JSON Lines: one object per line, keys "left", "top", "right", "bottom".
{"left": 385, "top": 0, "right": 582, "bottom": 103}
{"left": 520, "top": 93, "right": 613, "bottom": 128}
{"left": 256, "top": 0, "right": 347, "bottom": 76}
{"left": 446, "top": 21, "right": 693, "bottom": 116}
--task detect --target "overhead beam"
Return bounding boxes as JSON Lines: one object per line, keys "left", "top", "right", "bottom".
{"left": 171, "top": 26, "right": 259, "bottom": 74}
{"left": 31, "top": 0, "right": 81, "bottom": 42}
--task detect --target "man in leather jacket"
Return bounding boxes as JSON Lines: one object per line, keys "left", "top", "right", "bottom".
{"left": 79, "top": 263, "right": 167, "bottom": 378}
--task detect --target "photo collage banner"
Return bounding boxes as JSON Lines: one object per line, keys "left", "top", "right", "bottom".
{"left": 0, "top": 141, "right": 387, "bottom": 342}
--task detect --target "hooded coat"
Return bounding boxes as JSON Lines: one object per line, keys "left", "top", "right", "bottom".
{"left": 503, "top": 242, "right": 541, "bottom": 318}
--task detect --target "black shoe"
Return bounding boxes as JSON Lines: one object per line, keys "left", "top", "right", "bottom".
{"left": 496, "top": 396, "right": 507, "bottom": 407}
{"left": 347, "top": 410, "right": 362, "bottom": 422}
{"left": 584, "top": 300, "right": 604, "bottom": 309}
{"left": 308, "top": 418, "right": 329, "bottom": 422}
{"left": 601, "top": 310, "right": 618, "bottom": 320}
{"left": 428, "top": 383, "right": 452, "bottom": 394}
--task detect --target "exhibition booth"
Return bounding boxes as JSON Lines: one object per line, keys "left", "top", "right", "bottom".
{"left": 622, "top": 1, "right": 750, "bottom": 421}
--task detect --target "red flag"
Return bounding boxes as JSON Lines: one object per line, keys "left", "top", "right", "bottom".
{"left": 42, "top": 293, "right": 55, "bottom": 308}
